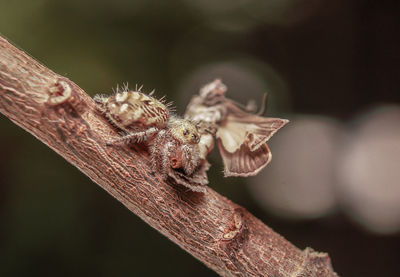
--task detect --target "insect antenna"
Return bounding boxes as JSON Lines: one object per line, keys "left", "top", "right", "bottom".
{"left": 227, "top": 93, "right": 269, "bottom": 115}
{"left": 256, "top": 92, "right": 268, "bottom": 115}
{"left": 227, "top": 97, "right": 254, "bottom": 111}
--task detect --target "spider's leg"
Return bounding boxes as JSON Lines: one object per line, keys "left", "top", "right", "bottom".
{"left": 159, "top": 141, "right": 173, "bottom": 180}
{"left": 93, "top": 94, "right": 111, "bottom": 116}
{"left": 106, "top": 127, "right": 158, "bottom": 145}
{"left": 150, "top": 130, "right": 165, "bottom": 175}
{"left": 182, "top": 144, "right": 199, "bottom": 175}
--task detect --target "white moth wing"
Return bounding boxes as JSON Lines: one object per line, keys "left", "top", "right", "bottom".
{"left": 216, "top": 100, "right": 288, "bottom": 176}
{"left": 216, "top": 112, "right": 289, "bottom": 152}
{"left": 216, "top": 119, "right": 248, "bottom": 152}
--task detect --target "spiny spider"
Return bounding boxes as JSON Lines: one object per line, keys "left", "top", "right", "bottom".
{"left": 94, "top": 86, "right": 208, "bottom": 191}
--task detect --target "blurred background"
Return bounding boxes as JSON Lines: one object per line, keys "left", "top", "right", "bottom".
{"left": 1, "top": 0, "right": 399, "bottom": 276}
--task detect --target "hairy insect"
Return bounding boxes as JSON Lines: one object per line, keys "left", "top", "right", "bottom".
{"left": 185, "top": 79, "right": 288, "bottom": 177}
{"left": 94, "top": 86, "right": 208, "bottom": 192}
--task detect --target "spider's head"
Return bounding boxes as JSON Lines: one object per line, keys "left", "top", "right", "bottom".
{"left": 170, "top": 118, "right": 200, "bottom": 145}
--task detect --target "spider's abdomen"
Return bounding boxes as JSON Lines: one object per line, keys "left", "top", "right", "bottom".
{"left": 97, "top": 90, "right": 170, "bottom": 132}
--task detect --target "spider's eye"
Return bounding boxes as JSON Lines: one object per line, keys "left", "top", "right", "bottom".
{"left": 183, "top": 129, "right": 189, "bottom": 136}
{"left": 191, "top": 134, "right": 200, "bottom": 143}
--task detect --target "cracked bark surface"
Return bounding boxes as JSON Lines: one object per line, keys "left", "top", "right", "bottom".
{"left": 0, "top": 36, "right": 339, "bottom": 277}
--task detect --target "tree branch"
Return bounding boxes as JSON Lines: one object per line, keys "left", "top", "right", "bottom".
{"left": 0, "top": 35, "right": 339, "bottom": 277}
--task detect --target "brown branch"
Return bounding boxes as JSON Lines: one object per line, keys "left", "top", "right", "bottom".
{"left": 0, "top": 35, "right": 339, "bottom": 277}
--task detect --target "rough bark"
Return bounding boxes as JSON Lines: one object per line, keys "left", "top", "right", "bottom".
{"left": 0, "top": 35, "right": 339, "bottom": 277}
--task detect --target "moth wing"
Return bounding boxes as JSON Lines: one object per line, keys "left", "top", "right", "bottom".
{"left": 217, "top": 140, "right": 272, "bottom": 177}
{"left": 215, "top": 100, "right": 288, "bottom": 176}
{"left": 241, "top": 115, "right": 288, "bottom": 151}
{"left": 216, "top": 112, "right": 289, "bottom": 152}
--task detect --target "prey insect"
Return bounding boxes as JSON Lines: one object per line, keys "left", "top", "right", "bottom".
{"left": 185, "top": 79, "right": 288, "bottom": 177}
{"left": 94, "top": 86, "right": 209, "bottom": 192}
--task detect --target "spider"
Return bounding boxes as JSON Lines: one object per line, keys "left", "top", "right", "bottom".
{"left": 94, "top": 87, "right": 208, "bottom": 192}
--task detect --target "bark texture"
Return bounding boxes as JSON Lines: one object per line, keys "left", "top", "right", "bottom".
{"left": 0, "top": 36, "right": 339, "bottom": 277}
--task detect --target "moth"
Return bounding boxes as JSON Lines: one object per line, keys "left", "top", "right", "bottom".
{"left": 94, "top": 86, "right": 209, "bottom": 192}
{"left": 185, "top": 79, "right": 288, "bottom": 177}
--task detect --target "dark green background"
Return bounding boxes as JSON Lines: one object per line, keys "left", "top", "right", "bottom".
{"left": 1, "top": 0, "right": 399, "bottom": 276}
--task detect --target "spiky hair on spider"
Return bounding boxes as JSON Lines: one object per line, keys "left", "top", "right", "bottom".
{"left": 94, "top": 85, "right": 209, "bottom": 193}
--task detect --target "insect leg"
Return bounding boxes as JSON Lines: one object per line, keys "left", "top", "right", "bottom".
{"left": 106, "top": 127, "right": 159, "bottom": 145}
{"left": 159, "top": 142, "right": 173, "bottom": 180}
{"left": 93, "top": 94, "right": 108, "bottom": 113}
{"left": 181, "top": 144, "right": 200, "bottom": 175}
{"left": 149, "top": 130, "right": 165, "bottom": 176}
